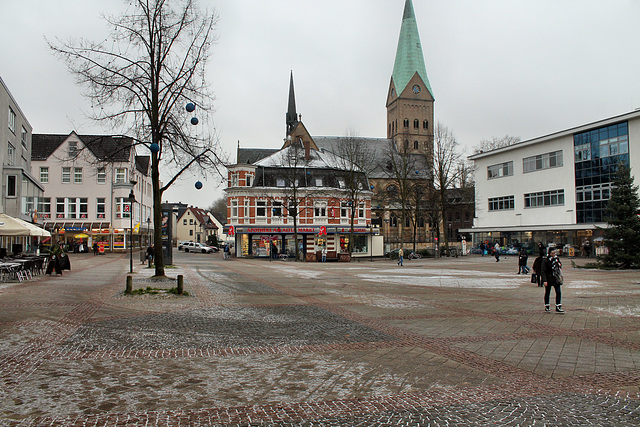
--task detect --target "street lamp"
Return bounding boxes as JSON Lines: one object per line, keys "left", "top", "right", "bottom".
{"left": 127, "top": 188, "right": 136, "bottom": 273}
{"left": 146, "top": 217, "right": 151, "bottom": 247}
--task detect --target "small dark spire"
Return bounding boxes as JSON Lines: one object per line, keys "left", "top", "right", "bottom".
{"left": 286, "top": 71, "right": 298, "bottom": 135}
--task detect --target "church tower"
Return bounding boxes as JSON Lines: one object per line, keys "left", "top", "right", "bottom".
{"left": 386, "top": 0, "right": 434, "bottom": 155}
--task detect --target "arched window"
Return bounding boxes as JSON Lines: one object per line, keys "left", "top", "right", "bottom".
{"left": 386, "top": 185, "right": 398, "bottom": 199}
{"left": 403, "top": 119, "right": 409, "bottom": 128}
{"left": 423, "top": 120, "right": 429, "bottom": 129}
{"left": 414, "top": 119, "right": 419, "bottom": 129}
{"left": 417, "top": 217, "right": 425, "bottom": 227}
{"left": 390, "top": 214, "right": 398, "bottom": 227}
{"left": 414, "top": 140, "right": 419, "bottom": 150}
{"left": 405, "top": 216, "right": 411, "bottom": 227}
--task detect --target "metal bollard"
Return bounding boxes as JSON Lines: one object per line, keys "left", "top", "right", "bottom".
{"left": 177, "top": 274, "right": 183, "bottom": 295}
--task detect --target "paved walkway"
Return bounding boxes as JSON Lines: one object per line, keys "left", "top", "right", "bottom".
{"left": 0, "top": 251, "right": 639, "bottom": 426}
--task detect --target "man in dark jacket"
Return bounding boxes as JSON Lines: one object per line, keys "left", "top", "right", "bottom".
{"left": 541, "top": 249, "right": 564, "bottom": 313}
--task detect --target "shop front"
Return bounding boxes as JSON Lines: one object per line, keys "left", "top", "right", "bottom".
{"left": 228, "top": 225, "right": 372, "bottom": 261}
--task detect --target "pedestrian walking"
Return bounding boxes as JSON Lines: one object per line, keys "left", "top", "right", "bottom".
{"left": 321, "top": 246, "right": 327, "bottom": 262}
{"left": 480, "top": 242, "right": 485, "bottom": 256}
{"left": 397, "top": 247, "right": 404, "bottom": 266}
{"left": 518, "top": 249, "right": 529, "bottom": 274}
{"left": 538, "top": 242, "right": 545, "bottom": 257}
{"left": 532, "top": 254, "right": 543, "bottom": 286}
{"left": 146, "top": 244, "right": 154, "bottom": 265}
{"left": 494, "top": 243, "right": 500, "bottom": 262}
{"left": 541, "top": 248, "right": 564, "bottom": 313}
{"left": 92, "top": 242, "right": 98, "bottom": 256}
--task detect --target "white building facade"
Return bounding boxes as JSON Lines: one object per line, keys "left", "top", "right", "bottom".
{"left": 31, "top": 132, "right": 153, "bottom": 251}
{"left": 464, "top": 110, "right": 640, "bottom": 254}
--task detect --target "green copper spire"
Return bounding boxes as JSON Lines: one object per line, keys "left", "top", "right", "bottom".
{"left": 392, "top": 0, "right": 433, "bottom": 98}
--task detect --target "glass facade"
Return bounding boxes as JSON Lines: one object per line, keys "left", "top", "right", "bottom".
{"left": 574, "top": 122, "right": 629, "bottom": 223}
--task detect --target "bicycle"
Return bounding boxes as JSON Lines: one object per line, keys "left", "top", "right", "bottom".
{"left": 408, "top": 251, "right": 422, "bottom": 260}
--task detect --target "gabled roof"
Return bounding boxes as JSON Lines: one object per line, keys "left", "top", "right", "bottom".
{"left": 391, "top": 0, "right": 434, "bottom": 98}
{"left": 177, "top": 206, "right": 215, "bottom": 228}
{"left": 31, "top": 132, "right": 133, "bottom": 162}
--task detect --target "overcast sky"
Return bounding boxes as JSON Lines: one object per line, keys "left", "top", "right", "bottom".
{"left": 2, "top": 0, "right": 639, "bottom": 208}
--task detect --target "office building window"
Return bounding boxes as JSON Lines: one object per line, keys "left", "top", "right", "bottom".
{"left": 314, "top": 202, "right": 327, "bottom": 218}
{"left": 523, "top": 150, "right": 563, "bottom": 173}
{"left": 487, "top": 162, "right": 513, "bottom": 179}
{"left": 488, "top": 195, "right": 515, "bottom": 211}
{"left": 524, "top": 189, "right": 565, "bottom": 208}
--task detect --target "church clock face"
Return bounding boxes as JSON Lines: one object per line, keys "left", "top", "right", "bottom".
{"left": 412, "top": 84, "right": 421, "bottom": 94}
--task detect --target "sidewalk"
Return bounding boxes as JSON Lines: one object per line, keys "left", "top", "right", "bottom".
{"left": 0, "top": 251, "right": 639, "bottom": 425}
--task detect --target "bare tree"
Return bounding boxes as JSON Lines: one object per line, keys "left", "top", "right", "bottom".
{"left": 273, "top": 138, "right": 314, "bottom": 261}
{"left": 332, "top": 132, "right": 377, "bottom": 256}
{"left": 207, "top": 197, "right": 227, "bottom": 223}
{"left": 473, "top": 135, "right": 521, "bottom": 154}
{"left": 49, "top": 0, "right": 224, "bottom": 277}
{"left": 384, "top": 138, "right": 421, "bottom": 250}
{"left": 432, "top": 122, "right": 464, "bottom": 253}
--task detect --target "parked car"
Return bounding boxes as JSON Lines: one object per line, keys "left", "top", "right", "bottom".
{"left": 181, "top": 242, "right": 215, "bottom": 253}
{"left": 177, "top": 241, "right": 192, "bottom": 251}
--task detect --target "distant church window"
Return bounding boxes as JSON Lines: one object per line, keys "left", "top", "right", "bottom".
{"left": 423, "top": 120, "right": 429, "bottom": 129}
{"left": 414, "top": 119, "right": 419, "bottom": 129}
{"left": 403, "top": 119, "right": 409, "bottom": 128}
{"left": 414, "top": 141, "right": 419, "bottom": 150}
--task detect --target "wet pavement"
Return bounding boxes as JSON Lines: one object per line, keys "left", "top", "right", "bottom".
{"left": 0, "top": 251, "right": 639, "bottom": 426}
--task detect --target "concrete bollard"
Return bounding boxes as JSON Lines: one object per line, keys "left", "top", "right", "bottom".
{"left": 126, "top": 275, "right": 133, "bottom": 294}
{"left": 177, "top": 274, "right": 183, "bottom": 295}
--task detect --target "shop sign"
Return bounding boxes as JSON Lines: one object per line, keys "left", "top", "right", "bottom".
{"left": 246, "top": 227, "right": 318, "bottom": 233}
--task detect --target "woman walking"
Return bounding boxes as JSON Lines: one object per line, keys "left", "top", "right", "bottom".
{"left": 541, "top": 248, "right": 564, "bottom": 313}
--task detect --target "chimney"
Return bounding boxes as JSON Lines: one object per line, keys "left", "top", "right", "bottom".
{"left": 304, "top": 139, "right": 310, "bottom": 161}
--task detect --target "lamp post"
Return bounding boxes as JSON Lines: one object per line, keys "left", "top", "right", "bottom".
{"left": 127, "top": 188, "right": 136, "bottom": 273}
{"left": 146, "top": 217, "right": 151, "bottom": 247}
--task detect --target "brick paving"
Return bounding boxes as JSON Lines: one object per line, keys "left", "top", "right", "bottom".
{"left": 0, "top": 251, "right": 639, "bottom": 426}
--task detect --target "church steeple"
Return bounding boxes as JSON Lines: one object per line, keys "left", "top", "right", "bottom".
{"left": 391, "top": 0, "right": 433, "bottom": 99}
{"left": 286, "top": 71, "right": 298, "bottom": 136}
{"left": 386, "top": 0, "right": 434, "bottom": 155}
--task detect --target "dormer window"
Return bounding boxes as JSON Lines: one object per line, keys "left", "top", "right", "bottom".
{"left": 337, "top": 178, "right": 345, "bottom": 189}
{"left": 246, "top": 174, "right": 253, "bottom": 187}
{"left": 315, "top": 178, "right": 323, "bottom": 187}
{"left": 276, "top": 178, "right": 285, "bottom": 187}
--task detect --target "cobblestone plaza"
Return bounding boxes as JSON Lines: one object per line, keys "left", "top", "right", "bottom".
{"left": 1, "top": 252, "right": 639, "bottom": 426}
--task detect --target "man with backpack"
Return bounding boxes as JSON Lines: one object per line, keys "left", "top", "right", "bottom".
{"left": 541, "top": 248, "right": 564, "bottom": 313}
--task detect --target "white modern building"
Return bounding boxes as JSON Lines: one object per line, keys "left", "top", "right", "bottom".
{"left": 31, "top": 132, "right": 153, "bottom": 251}
{"left": 463, "top": 110, "right": 640, "bottom": 254}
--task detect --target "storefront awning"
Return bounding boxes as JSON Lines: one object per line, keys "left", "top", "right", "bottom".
{"left": 459, "top": 223, "right": 609, "bottom": 234}
{"left": 227, "top": 225, "right": 372, "bottom": 234}
{"left": 44, "top": 222, "right": 111, "bottom": 231}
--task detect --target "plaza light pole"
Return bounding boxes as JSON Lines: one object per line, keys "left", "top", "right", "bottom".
{"left": 146, "top": 217, "right": 151, "bottom": 247}
{"left": 127, "top": 188, "right": 137, "bottom": 273}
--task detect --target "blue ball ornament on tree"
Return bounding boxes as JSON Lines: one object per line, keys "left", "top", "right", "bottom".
{"left": 149, "top": 143, "right": 160, "bottom": 153}
{"left": 186, "top": 102, "right": 196, "bottom": 112}
{"left": 195, "top": 181, "right": 203, "bottom": 190}
{"left": 191, "top": 117, "right": 199, "bottom": 125}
